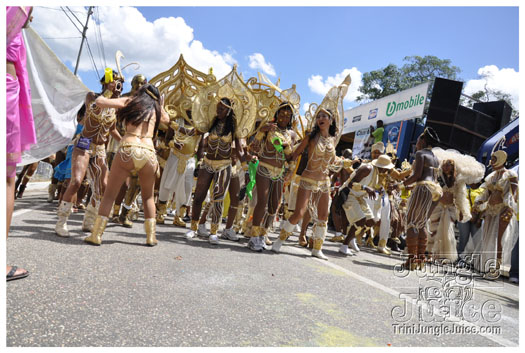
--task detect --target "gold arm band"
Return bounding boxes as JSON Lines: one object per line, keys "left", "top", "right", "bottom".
{"left": 352, "top": 182, "right": 363, "bottom": 192}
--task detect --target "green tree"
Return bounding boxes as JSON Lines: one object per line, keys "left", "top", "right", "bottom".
{"left": 357, "top": 55, "right": 461, "bottom": 102}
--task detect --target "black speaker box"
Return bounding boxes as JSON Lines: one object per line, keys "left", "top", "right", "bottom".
{"left": 472, "top": 100, "right": 513, "bottom": 128}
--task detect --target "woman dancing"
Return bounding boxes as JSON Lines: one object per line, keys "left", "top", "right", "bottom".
{"left": 84, "top": 84, "right": 169, "bottom": 246}
{"left": 272, "top": 76, "right": 351, "bottom": 260}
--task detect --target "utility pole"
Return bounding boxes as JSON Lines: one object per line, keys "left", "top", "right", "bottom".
{"left": 74, "top": 6, "right": 93, "bottom": 76}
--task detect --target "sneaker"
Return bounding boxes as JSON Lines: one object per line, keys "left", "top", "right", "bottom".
{"left": 197, "top": 223, "right": 209, "bottom": 237}
{"left": 185, "top": 230, "right": 196, "bottom": 239}
{"left": 339, "top": 244, "right": 355, "bottom": 256}
{"left": 182, "top": 215, "right": 191, "bottom": 222}
{"left": 209, "top": 234, "right": 220, "bottom": 245}
{"left": 509, "top": 276, "right": 519, "bottom": 284}
{"left": 222, "top": 228, "right": 239, "bottom": 241}
{"left": 248, "top": 237, "right": 263, "bottom": 252}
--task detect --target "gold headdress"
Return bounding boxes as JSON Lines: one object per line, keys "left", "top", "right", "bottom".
{"left": 192, "top": 65, "right": 257, "bottom": 138}
{"left": 148, "top": 54, "right": 216, "bottom": 126}
{"left": 246, "top": 72, "right": 301, "bottom": 136}
{"left": 305, "top": 75, "right": 351, "bottom": 144}
{"left": 386, "top": 143, "right": 396, "bottom": 155}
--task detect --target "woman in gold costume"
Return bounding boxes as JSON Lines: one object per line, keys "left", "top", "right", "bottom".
{"left": 185, "top": 98, "right": 248, "bottom": 244}
{"left": 472, "top": 150, "right": 518, "bottom": 277}
{"left": 84, "top": 84, "right": 169, "bottom": 246}
{"left": 247, "top": 102, "right": 298, "bottom": 251}
{"left": 272, "top": 108, "right": 352, "bottom": 260}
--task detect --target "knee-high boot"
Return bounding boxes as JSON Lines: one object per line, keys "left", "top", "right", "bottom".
{"left": 55, "top": 201, "right": 73, "bottom": 237}
{"left": 82, "top": 203, "right": 98, "bottom": 232}
{"left": 84, "top": 215, "right": 108, "bottom": 245}
{"left": 311, "top": 222, "right": 329, "bottom": 260}
{"left": 145, "top": 218, "right": 157, "bottom": 246}
{"left": 271, "top": 220, "right": 294, "bottom": 253}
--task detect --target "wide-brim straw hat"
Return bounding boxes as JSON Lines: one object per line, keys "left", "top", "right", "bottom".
{"left": 371, "top": 154, "right": 395, "bottom": 169}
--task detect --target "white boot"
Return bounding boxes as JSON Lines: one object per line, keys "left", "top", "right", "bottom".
{"left": 350, "top": 238, "right": 360, "bottom": 252}
{"left": 47, "top": 184, "right": 57, "bottom": 203}
{"left": 339, "top": 244, "right": 355, "bottom": 256}
{"left": 55, "top": 201, "right": 72, "bottom": 237}
{"left": 271, "top": 237, "right": 283, "bottom": 253}
{"left": 311, "top": 223, "right": 329, "bottom": 260}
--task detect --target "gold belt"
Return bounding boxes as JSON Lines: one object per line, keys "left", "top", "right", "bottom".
{"left": 203, "top": 156, "right": 231, "bottom": 171}
{"left": 172, "top": 148, "right": 193, "bottom": 174}
{"left": 414, "top": 180, "right": 443, "bottom": 202}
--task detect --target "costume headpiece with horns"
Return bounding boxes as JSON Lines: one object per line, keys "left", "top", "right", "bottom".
{"left": 192, "top": 65, "right": 257, "bottom": 138}
{"left": 305, "top": 75, "right": 351, "bottom": 144}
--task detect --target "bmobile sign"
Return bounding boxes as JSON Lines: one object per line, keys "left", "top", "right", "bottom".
{"left": 342, "top": 82, "right": 430, "bottom": 134}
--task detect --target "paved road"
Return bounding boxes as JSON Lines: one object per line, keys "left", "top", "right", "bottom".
{"left": 6, "top": 183, "right": 519, "bottom": 347}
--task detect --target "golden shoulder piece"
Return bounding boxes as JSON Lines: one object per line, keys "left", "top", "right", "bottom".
{"left": 305, "top": 75, "right": 351, "bottom": 144}
{"left": 149, "top": 54, "right": 216, "bottom": 126}
{"left": 401, "top": 159, "right": 411, "bottom": 171}
{"left": 192, "top": 64, "right": 257, "bottom": 138}
{"left": 386, "top": 143, "right": 396, "bottom": 155}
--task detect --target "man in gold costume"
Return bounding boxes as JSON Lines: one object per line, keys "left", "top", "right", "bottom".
{"left": 55, "top": 69, "right": 123, "bottom": 237}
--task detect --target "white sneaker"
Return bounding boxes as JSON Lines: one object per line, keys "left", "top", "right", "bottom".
{"left": 197, "top": 223, "right": 209, "bottom": 237}
{"left": 248, "top": 237, "right": 263, "bottom": 252}
{"left": 339, "top": 244, "right": 355, "bottom": 256}
{"left": 185, "top": 230, "right": 196, "bottom": 239}
{"left": 209, "top": 234, "right": 219, "bottom": 245}
{"left": 293, "top": 224, "right": 301, "bottom": 233}
{"left": 350, "top": 238, "right": 360, "bottom": 252}
{"left": 222, "top": 228, "right": 239, "bottom": 241}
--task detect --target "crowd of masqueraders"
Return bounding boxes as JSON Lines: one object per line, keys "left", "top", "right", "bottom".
{"left": 8, "top": 7, "right": 518, "bottom": 282}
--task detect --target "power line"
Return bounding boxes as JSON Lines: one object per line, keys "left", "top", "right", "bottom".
{"left": 41, "top": 36, "right": 82, "bottom": 40}
{"left": 66, "top": 6, "right": 85, "bottom": 28}
{"left": 92, "top": 7, "right": 106, "bottom": 69}
{"left": 60, "top": 6, "right": 83, "bottom": 34}
{"left": 38, "top": 6, "right": 87, "bottom": 15}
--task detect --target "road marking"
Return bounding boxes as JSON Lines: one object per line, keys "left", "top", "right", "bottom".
{"left": 282, "top": 245, "right": 517, "bottom": 347}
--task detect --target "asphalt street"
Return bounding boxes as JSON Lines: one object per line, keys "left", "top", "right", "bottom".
{"left": 6, "top": 182, "right": 519, "bottom": 347}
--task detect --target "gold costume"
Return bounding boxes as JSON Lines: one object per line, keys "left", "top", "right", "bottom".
{"left": 118, "top": 141, "right": 158, "bottom": 174}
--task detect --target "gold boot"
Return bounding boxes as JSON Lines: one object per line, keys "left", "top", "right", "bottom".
{"left": 145, "top": 218, "right": 157, "bottom": 246}
{"left": 377, "top": 238, "right": 391, "bottom": 255}
{"left": 156, "top": 202, "right": 167, "bottom": 224}
{"left": 366, "top": 236, "right": 377, "bottom": 249}
{"left": 173, "top": 206, "right": 187, "bottom": 227}
{"left": 84, "top": 216, "right": 108, "bottom": 245}
{"left": 112, "top": 204, "right": 121, "bottom": 223}
{"left": 82, "top": 203, "right": 98, "bottom": 232}
{"left": 262, "top": 228, "right": 273, "bottom": 245}
{"left": 119, "top": 205, "right": 133, "bottom": 228}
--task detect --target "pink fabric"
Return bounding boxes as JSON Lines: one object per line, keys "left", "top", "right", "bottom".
{"left": 6, "top": 6, "right": 36, "bottom": 176}
{"left": 6, "top": 6, "right": 31, "bottom": 46}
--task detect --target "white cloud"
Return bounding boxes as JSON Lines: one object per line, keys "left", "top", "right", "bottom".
{"left": 307, "top": 68, "right": 363, "bottom": 106}
{"left": 463, "top": 65, "right": 519, "bottom": 110}
{"left": 247, "top": 53, "right": 276, "bottom": 76}
{"left": 31, "top": 6, "right": 236, "bottom": 87}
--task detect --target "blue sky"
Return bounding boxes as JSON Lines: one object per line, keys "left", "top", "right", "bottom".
{"left": 30, "top": 5, "right": 520, "bottom": 111}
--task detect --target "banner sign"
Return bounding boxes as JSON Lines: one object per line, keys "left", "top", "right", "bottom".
{"left": 352, "top": 127, "right": 371, "bottom": 158}
{"left": 20, "top": 27, "right": 89, "bottom": 165}
{"left": 342, "top": 82, "right": 430, "bottom": 134}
